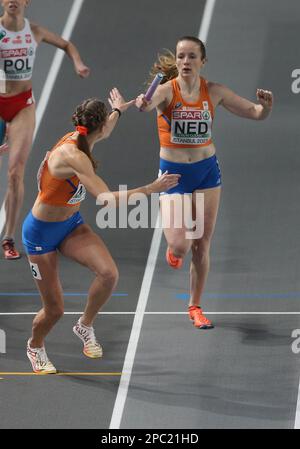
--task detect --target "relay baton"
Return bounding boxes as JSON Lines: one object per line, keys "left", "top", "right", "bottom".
{"left": 140, "top": 72, "right": 164, "bottom": 111}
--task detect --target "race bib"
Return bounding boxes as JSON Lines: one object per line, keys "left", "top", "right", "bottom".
{"left": 67, "top": 182, "right": 86, "bottom": 205}
{"left": 171, "top": 108, "right": 212, "bottom": 145}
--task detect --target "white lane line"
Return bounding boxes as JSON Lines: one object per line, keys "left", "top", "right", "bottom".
{"left": 0, "top": 0, "right": 85, "bottom": 236}
{"left": 33, "top": 0, "right": 85, "bottom": 140}
{"left": 198, "top": 0, "right": 216, "bottom": 42}
{"left": 294, "top": 386, "right": 300, "bottom": 428}
{"left": 109, "top": 215, "right": 163, "bottom": 429}
{"left": 108, "top": 0, "right": 216, "bottom": 431}
{"left": 1, "top": 312, "right": 300, "bottom": 316}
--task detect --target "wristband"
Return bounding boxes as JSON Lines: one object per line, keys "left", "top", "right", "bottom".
{"left": 110, "top": 108, "right": 121, "bottom": 118}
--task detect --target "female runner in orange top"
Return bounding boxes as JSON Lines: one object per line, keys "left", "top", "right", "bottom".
{"left": 22, "top": 88, "right": 180, "bottom": 374}
{"left": 0, "top": 0, "right": 90, "bottom": 259}
{"left": 136, "top": 36, "right": 273, "bottom": 329}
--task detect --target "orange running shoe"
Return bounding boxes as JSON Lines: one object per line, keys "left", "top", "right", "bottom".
{"left": 189, "top": 306, "right": 214, "bottom": 329}
{"left": 166, "top": 247, "right": 183, "bottom": 269}
{"left": 2, "top": 238, "right": 21, "bottom": 260}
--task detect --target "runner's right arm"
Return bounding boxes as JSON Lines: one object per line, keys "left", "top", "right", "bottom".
{"left": 135, "top": 83, "right": 172, "bottom": 112}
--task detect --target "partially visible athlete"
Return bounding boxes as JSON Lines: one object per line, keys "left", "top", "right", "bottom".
{"left": 22, "top": 89, "right": 180, "bottom": 373}
{"left": 136, "top": 36, "right": 273, "bottom": 329}
{"left": 0, "top": 0, "right": 90, "bottom": 259}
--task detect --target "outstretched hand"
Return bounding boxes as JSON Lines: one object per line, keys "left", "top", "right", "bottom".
{"left": 108, "top": 88, "right": 135, "bottom": 113}
{"left": 256, "top": 89, "right": 273, "bottom": 110}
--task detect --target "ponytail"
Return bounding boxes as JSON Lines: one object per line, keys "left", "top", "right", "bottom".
{"left": 76, "top": 133, "right": 97, "bottom": 170}
{"left": 148, "top": 49, "right": 178, "bottom": 86}
{"left": 72, "top": 98, "right": 108, "bottom": 171}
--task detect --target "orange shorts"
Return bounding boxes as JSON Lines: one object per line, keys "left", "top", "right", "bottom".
{"left": 0, "top": 89, "right": 34, "bottom": 122}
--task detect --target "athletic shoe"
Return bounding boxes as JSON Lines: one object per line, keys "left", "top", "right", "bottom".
{"left": 26, "top": 339, "right": 57, "bottom": 374}
{"left": 73, "top": 319, "right": 103, "bottom": 358}
{"left": 189, "top": 306, "right": 214, "bottom": 329}
{"left": 166, "top": 247, "right": 183, "bottom": 269}
{"left": 2, "top": 238, "right": 21, "bottom": 260}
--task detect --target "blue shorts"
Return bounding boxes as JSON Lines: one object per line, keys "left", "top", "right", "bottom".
{"left": 22, "top": 211, "right": 84, "bottom": 255}
{"left": 159, "top": 154, "right": 222, "bottom": 194}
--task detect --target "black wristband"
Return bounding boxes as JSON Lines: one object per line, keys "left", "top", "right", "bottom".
{"left": 110, "top": 108, "right": 121, "bottom": 118}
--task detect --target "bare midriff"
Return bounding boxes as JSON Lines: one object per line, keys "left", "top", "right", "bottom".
{"left": 160, "top": 142, "right": 216, "bottom": 163}
{"left": 32, "top": 201, "right": 81, "bottom": 222}
{"left": 1, "top": 79, "right": 32, "bottom": 96}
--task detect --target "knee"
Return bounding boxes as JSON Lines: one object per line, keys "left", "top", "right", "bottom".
{"left": 192, "top": 238, "right": 211, "bottom": 261}
{"left": 99, "top": 266, "right": 119, "bottom": 290}
{"left": 7, "top": 166, "right": 24, "bottom": 188}
{"left": 169, "top": 239, "right": 190, "bottom": 258}
{"left": 44, "top": 304, "right": 64, "bottom": 321}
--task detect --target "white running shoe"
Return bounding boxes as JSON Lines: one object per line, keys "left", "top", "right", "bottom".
{"left": 26, "top": 339, "right": 57, "bottom": 374}
{"left": 73, "top": 319, "right": 103, "bottom": 358}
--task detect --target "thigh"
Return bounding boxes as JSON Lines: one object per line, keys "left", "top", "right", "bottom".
{"left": 160, "top": 193, "right": 193, "bottom": 243}
{"left": 59, "top": 224, "right": 117, "bottom": 274}
{"left": 192, "top": 186, "right": 221, "bottom": 242}
{"left": 27, "top": 251, "right": 63, "bottom": 309}
{"left": 8, "top": 104, "right": 35, "bottom": 168}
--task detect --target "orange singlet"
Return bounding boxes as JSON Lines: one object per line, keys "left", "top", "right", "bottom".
{"left": 37, "top": 133, "right": 86, "bottom": 207}
{"left": 157, "top": 76, "right": 214, "bottom": 149}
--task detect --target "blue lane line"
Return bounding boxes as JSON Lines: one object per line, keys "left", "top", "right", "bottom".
{"left": 176, "top": 293, "right": 300, "bottom": 300}
{"left": 0, "top": 293, "right": 128, "bottom": 297}
{"left": 0, "top": 292, "right": 299, "bottom": 299}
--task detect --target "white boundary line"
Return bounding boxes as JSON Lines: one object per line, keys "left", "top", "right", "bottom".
{"left": 1, "top": 311, "right": 300, "bottom": 316}
{"left": 109, "top": 0, "right": 217, "bottom": 430}
{"left": 109, "top": 214, "right": 163, "bottom": 429}
{"left": 0, "top": 0, "right": 85, "bottom": 236}
{"left": 295, "top": 390, "right": 300, "bottom": 428}
{"left": 198, "top": 0, "right": 216, "bottom": 42}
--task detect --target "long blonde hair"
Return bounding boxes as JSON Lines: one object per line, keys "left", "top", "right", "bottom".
{"left": 147, "top": 36, "right": 207, "bottom": 86}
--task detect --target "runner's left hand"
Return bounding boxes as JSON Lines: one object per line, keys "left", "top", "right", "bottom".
{"left": 75, "top": 62, "right": 90, "bottom": 78}
{"left": 108, "top": 88, "right": 135, "bottom": 113}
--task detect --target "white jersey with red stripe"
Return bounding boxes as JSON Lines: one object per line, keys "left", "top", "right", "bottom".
{"left": 0, "top": 18, "right": 37, "bottom": 81}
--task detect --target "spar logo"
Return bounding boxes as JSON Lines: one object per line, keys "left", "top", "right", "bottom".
{"left": 1, "top": 47, "right": 34, "bottom": 74}
{"left": 1, "top": 48, "right": 28, "bottom": 58}
{"left": 172, "top": 110, "right": 211, "bottom": 121}
{"left": 171, "top": 108, "right": 212, "bottom": 144}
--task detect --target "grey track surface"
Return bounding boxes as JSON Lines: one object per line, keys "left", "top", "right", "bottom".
{"left": 0, "top": 0, "right": 299, "bottom": 429}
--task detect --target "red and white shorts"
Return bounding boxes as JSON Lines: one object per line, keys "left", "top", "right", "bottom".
{"left": 0, "top": 89, "right": 35, "bottom": 122}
